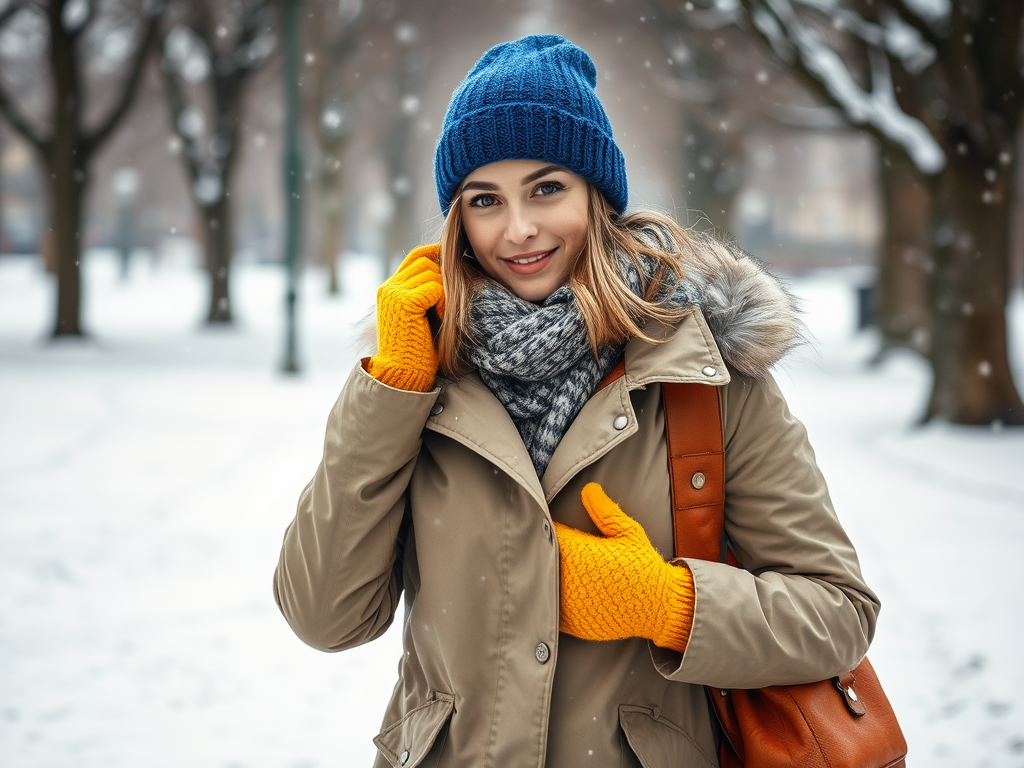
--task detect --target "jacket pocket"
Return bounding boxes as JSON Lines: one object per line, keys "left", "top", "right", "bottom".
{"left": 373, "top": 692, "right": 455, "bottom": 768}
{"left": 618, "top": 704, "right": 717, "bottom": 768}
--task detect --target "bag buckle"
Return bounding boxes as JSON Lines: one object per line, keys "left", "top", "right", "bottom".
{"left": 835, "top": 673, "right": 867, "bottom": 717}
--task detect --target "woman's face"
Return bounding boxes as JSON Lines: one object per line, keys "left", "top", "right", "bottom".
{"left": 459, "top": 159, "right": 589, "bottom": 302}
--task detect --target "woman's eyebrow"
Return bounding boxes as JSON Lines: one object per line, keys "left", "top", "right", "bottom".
{"left": 462, "top": 165, "right": 566, "bottom": 193}
{"left": 521, "top": 164, "right": 565, "bottom": 184}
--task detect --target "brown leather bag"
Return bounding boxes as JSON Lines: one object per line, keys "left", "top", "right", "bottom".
{"left": 662, "top": 381, "right": 908, "bottom": 768}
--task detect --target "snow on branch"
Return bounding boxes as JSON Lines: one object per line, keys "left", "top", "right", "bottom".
{"left": 671, "top": 0, "right": 741, "bottom": 31}
{"left": 752, "top": 5, "right": 794, "bottom": 61}
{"left": 60, "top": 0, "right": 92, "bottom": 35}
{"left": 899, "top": 0, "right": 949, "bottom": 26}
{"left": 792, "top": 0, "right": 935, "bottom": 74}
{"left": 879, "top": 7, "right": 934, "bottom": 75}
{"left": 765, "top": 0, "right": 945, "bottom": 174}
{"left": 0, "top": 78, "right": 46, "bottom": 149}
{"left": 0, "top": 0, "right": 29, "bottom": 29}
{"left": 0, "top": 2, "right": 46, "bottom": 151}
{"left": 84, "top": 14, "right": 159, "bottom": 155}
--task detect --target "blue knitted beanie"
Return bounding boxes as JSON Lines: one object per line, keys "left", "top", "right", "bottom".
{"left": 434, "top": 35, "right": 628, "bottom": 215}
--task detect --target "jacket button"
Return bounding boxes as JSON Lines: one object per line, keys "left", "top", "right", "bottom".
{"left": 430, "top": 403, "right": 444, "bottom": 416}
{"left": 543, "top": 520, "right": 552, "bottom": 542}
{"left": 702, "top": 366, "right": 717, "bottom": 377}
{"left": 399, "top": 749, "right": 410, "bottom": 765}
{"left": 535, "top": 642, "right": 551, "bottom": 664}
{"left": 613, "top": 415, "right": 628, "bottom": 430}
{"left": 691, "top": 472, "right": 706, "bottom": 489}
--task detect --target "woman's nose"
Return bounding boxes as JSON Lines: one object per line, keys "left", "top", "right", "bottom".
{"left": 504, "top": 204, "right": 538, "bottom": 244}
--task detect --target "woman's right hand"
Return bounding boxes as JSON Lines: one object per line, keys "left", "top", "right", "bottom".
{"left": 366, "top": 245, "right": 445, "bottom": 392}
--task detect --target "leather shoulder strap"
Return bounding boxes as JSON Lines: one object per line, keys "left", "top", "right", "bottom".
{"left": 663, "top": 382, "right": 725, "bottom": 562}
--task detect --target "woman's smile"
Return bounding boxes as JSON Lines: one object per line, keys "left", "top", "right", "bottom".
{"left": 502, "top": 248, "right": 555, "bottom": 273}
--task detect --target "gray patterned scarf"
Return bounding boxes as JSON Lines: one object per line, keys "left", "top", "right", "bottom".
{"left": 468, "top": 250, "right": 701, "bottom": 477}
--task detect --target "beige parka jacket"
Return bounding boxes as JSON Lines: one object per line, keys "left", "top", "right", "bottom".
{"left": 274, "top": 242, "right": 880, "bottom": 768}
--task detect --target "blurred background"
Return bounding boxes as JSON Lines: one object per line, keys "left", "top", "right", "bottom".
{"left": 1, "top": 0, "right": 1023, "bottom": 767}
{"left": 2, "top": 0, "right": 1022, "bottom": 415}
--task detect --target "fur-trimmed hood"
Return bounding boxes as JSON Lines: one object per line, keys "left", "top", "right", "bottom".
{"left": 684, "top": 232, "right": 804, "bottom": 379}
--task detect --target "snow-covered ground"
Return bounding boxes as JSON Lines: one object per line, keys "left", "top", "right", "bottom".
{"left": 1, "top": 248, "right": 1022, "bottom": 768}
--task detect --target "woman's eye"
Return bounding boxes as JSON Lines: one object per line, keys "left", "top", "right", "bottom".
{"left": 469, "top": 194, "right": 498, "bottom": 208}
{"left": 535, "top": 181, "right": 565, "bottom": 196}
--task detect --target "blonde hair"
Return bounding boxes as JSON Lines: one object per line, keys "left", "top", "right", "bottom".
{"left": 437, "top": 185, "right": 697, "bottom": 379}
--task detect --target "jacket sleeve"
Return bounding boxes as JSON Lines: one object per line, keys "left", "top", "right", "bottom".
{"left": 273, "top": 361, "right": 439, "bottom": 652}
{"left": 651, "top": 372, "right": 880, "bottom": 688}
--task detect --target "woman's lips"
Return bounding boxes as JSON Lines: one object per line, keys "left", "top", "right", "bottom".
{"left": 503, "top": 249, "right": 554, "bottom": 275}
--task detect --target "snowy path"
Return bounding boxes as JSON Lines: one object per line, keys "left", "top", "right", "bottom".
{"left": 1, "top": 251, "right": 1022, "bottom": 767}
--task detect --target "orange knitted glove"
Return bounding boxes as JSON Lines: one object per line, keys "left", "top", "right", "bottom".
{"left": 554, "top": 483, "right": 695, "bottom": 652}
{"left": 366, "top": 245, "right": 445, "bottom": 392}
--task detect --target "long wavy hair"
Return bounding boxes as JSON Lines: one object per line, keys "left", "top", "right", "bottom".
{"left": 436, "top": 184, "right": 699, "bottom": 379}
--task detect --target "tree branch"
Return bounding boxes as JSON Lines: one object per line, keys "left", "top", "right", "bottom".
{"left": 74, "top": 0, "right": 97, "bottom": 37}
{"left": 83, "top": 14, "right": 159, "bottom": 157}
{"left": 231, "top": 0, "right": 275, "bottom": 73}
{"left": 0, "top": 0, "right": 29, "bottom": 29}
{"left": 749, "top": 0, "right": 945, "bottom": 172}
{"left": 889, "top": 0, "right": 945, "bottom": 50}
{"left": 159, "top": 58, "right": 201, "bottom": 181}
{"left": 0, "top": 78, "right": 47, "bottom": 150}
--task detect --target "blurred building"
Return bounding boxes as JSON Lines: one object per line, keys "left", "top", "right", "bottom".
{"left": 0, "top": 134, "right": 43, "bottom": 255}
{"left": 735, "top": 129, "right": 881, "bottom": 272}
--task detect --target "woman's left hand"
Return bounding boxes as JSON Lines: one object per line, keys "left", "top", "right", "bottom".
{"left": 553, "top": 483, "right": 694, "bottom": 651}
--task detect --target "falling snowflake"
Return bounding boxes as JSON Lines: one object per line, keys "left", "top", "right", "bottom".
{"left": 177, "top": 106, "right": 205, "bottom": 139}
{"left": 194, "top": 172, "right": 223, "bottom": 206}
{"left": 401, "top": 95, "right": 420, "bottom": 116}
{"left": 61, "top": 0, "right": 90, "bottom": 34}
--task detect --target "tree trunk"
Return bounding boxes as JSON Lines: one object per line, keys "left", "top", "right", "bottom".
{"left": 45, "top": 0, "right": 86, "bottom": 335}
{"left": 201, "top": 194, "right": 233, "bottom": 324}
{"left": 874, "top": 147, "right": 931, "bottom": 357}
{"left": 383, "top": 124, "right": 416, "bottom": 277}
{"left": 319, "top": 159, "right": 344, "bottom": 295}
{"left": 47, "top": 158, "right": 88, "bottom": 336}
{"left": 924, "top": 150, "right": 1024, "bottom": 424}
{"left": 201, "top": 81, "right": 245, "bottom": 325}
{"left": 0, "top": 130, "right": 5, "bottom": 253}
{"left": 47, "top": 1, "right": 87, "bottom": 337}
{"left": 679, "top": 113, "right": 742, "bottom": 230}
{"left": 326, "top": 238, "right": 341, "bottom": 294}
{"left": 381, "top": 43, "right": 427, "bottom": 278}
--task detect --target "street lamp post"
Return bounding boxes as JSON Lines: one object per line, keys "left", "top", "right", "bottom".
{"left": 280, "top": 0, "right": 303, "bottom": 374}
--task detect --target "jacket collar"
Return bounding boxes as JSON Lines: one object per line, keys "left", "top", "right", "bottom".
{"left": 424, "top": 309, "right": 729, "bottom": 511}
{"left": 624, "top": 308, "right": 730, "bottom": 389}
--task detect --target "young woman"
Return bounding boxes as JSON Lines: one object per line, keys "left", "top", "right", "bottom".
{"left": 274, "top": 35, "right": 879, "bottom": 768}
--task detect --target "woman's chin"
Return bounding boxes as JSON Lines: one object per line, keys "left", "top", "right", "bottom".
{"left": 504, "top": 278, "right": 560, "bottom": 303}
{"left": 497, "top": 266, "right": 570, "bottom": 303}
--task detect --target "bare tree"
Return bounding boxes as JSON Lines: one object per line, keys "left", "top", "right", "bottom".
{"left": 0, "top": 121, "right": 6, "bottom": 252}
{"left": 656, "top": 1, "right": 934, "bottom": 357}
{"left": 651, "top": 1, "right": 775, "bottom": 227}
{"left": 376, "top": 9, "right": 431, "bottom": 277}
{"left": 0, "top": 0, "right": 159, "bottom": 336}
{"left": 875, "top": 144, "right": 932, "bottom": 357}
{"left": 724, "top": 0, "right": 1023, "bottom": 424}
{"left": 300, "top": 0, "right": 369, "bottom": 295}
{"left": 159, "top": 0, "right": 275, "bottom": 324}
